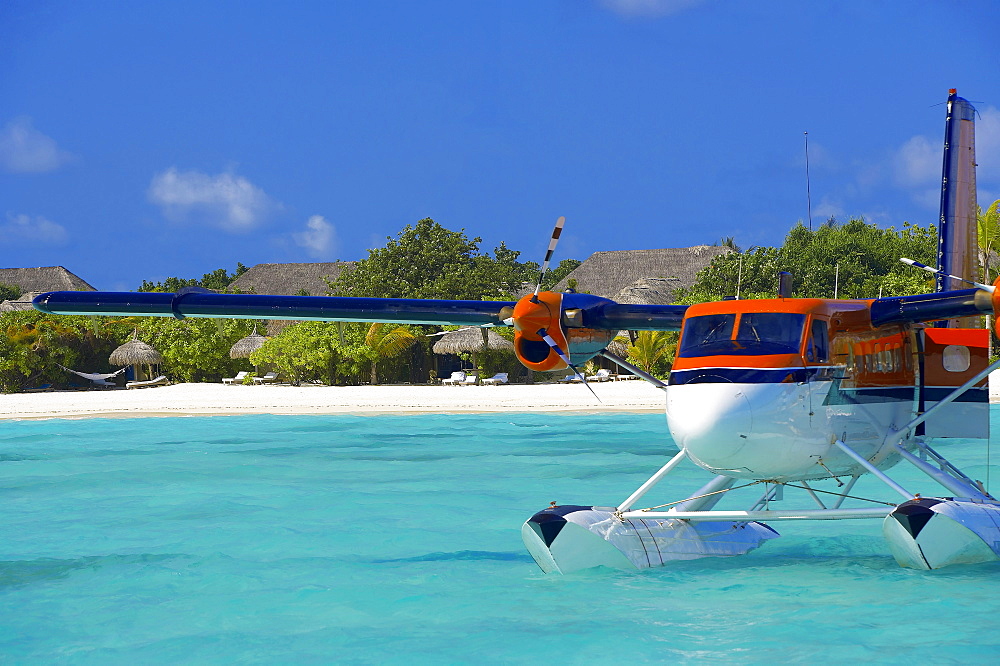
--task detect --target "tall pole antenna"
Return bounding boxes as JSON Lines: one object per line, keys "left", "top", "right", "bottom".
{"left": 804, "top": 131, "right": 813, "bottom": 232}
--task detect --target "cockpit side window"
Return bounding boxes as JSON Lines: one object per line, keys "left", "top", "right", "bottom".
{"left": 806, "top": 319, "right": 829, "bottom": 363}
{"left": 678, "top": 314, "right": 735, "bottom": 357}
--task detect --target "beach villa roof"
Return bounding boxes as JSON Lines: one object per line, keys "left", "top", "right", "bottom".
{"left": 552, "top": 246, "right": 733, "bottom": 303}
{"left": 228, "top": 261, "right": 357, "bottom": 296}
{"left": 0, "top": 266, "right": 96, "bottom": 312}
{"left": 0, "top": 266, "right": 96, "bottom": 293}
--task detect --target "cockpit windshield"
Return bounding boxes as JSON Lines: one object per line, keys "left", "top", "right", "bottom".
{"left": 678, "top": 312, "right": 807, "bottom": 357}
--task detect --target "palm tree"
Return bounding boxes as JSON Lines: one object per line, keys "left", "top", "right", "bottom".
{"left": 978, "top": 199, "right": 1000, "bottom": 284}
{"left": 365, "top": 323, "right": 417, "bottom": 384}
{"left": 626, "top": 330, "right": 677, "bottom": 376}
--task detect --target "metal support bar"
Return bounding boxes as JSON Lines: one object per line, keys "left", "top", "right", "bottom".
{"left": 800, "top": 481, "right": 828, "bottom": 509}
{"left": 669, "top": 475, "right": 735, "bottom": 512}
{"left": 752, "top": 484, "right": 783, "bottom": 511}
{"left": 598, "top": 350, "right": 667, "bottom": 389}
{"left": 617, "top": 449, "right": 688, "bottom": 511}
{"left": 831, "top": 475, "right": 861, "bottom": 510}
{"left": 916, "top": 440, "right": 985, "bottom": 491}
{"left": 833, "top": 440, "right": 914, "bottom": 501}
{"left": 894, "top": 444, "right": 990, "bottom": 500}
{"left": 621, "top": 507, "right": 891, "bottom": 522}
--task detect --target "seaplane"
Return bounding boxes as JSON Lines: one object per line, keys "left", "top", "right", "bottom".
{"left": 33, "top": 90, "right": 1000, "bottom": 573}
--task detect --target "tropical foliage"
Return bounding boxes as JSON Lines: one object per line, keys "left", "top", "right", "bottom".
{"left": 138, "top": 263, "right": 249, "bottom": 292}
{"left": 6, "top": 214, "right": 959, "bottom": 390}
{"left": 326, "top": 218, "right": 566, "bottom": 300}
{"left": 676, "top": 218, "right": 938, "bottom": 303}
{"left": 364, "top": 323, "right": 418, "bottom": 384}
{"left": 625, "top": 331, "right": 677, "bottom": 378}
{"left": 0, "top": 282, "right": 21, "bottom": 301}
{"left": 0, "top": 312, "right": 133, "bottom": 392}
{"left": 132, "top": 317, "right": 261, "bottom": 382}
{"left": 979, "top": 199, "right": 1000, "bottom": 283}
{"left": 246, "top": 321, "right": 423, "bottom": 385}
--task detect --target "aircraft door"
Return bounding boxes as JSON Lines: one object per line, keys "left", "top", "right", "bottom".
{"left": 805, "top": 318, "right": 829, "bottom": 425}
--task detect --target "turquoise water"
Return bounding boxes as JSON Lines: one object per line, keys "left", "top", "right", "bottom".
{"left": 3, "top": 411, "right": 1000, "bottom": 663}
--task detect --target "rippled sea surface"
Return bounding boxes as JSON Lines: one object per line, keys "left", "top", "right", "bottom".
{"left": 3, "top": 411, "right": 1000, "bottom": 663}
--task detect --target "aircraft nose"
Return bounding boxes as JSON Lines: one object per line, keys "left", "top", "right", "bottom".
{"left": 666, "top": 384, "right": 754, "bottom": 468}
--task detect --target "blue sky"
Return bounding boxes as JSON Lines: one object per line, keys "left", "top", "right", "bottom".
{"left": 2, "top": 0, "right": 999, "bottom": 291}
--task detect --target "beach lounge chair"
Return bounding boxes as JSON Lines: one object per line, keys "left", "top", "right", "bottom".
{"left": 441, "top": 371, "right": 466, "bottom": 385}
{"left": 222, "top": 371, "right": 249, "bottom": 385}
{"left": 126, "top": 375, "right": 168, "bottom": 389}
{"left": 481, "top": 372, "right": 508, "bottom": 386}
{"left": 459, "top": 374, "right": 479, "bottom": 386}
{"left": 587, "top": 369, "right": 612, "bottom": 382}
{"left": 557, "top": 373, "right": 582, "bottom": 383}
{"left": 253, "top": 372, "right": 280, "bottom": 384}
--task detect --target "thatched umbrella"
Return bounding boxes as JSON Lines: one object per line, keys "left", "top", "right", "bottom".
{"left": 432, "top": 327, "right": 513, "bottom": 370}
{"left": 230, "top": 325, "right": 268, "bottom": 373}
{"left": 110, "top": 332, "right": 163, "bottom": 381}
{"left": 230, "top": 326, "right": 268, "bottom": 359}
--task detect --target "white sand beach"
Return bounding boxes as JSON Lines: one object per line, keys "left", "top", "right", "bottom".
{"left": 0, "top": 380, "right": 667, "bottom": 420}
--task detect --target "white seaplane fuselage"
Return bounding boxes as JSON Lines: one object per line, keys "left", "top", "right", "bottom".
{"left": 666, "top": 376, "right": 910, "bottom": 481}
{"left": 662, "top": 298, "right": 988, "bottom": 483}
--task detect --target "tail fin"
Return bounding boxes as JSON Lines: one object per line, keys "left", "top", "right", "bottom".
{"left": 937, "top": 89, "right": 978, "bottom": 296}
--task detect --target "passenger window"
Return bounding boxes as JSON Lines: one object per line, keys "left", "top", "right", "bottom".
{"left": 806, "top": 319, "right": 829, "bottom": 363}
{"left": 942, "top": 345, "right": 971, "bottom": 372}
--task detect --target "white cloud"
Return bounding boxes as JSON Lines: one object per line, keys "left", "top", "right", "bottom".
{"left": 292, "top": 215, "right": 338, "bottom": 258}
{"left": 0, "top": 117, "right": 74, "bottom": 174}
{"left": 975, "top": 106, "right": 1000, "bottom": 186}
{"left": 889, "top": 105, "right": 1000, "bottom": 210}
{"left": 892, "top": 135, "right": 938, "bottom": 189}
{"left": 1, "top": 213, "right": 69, "bottom": 245}
{"left": 599, "top": 0, "right": 706, "bottom": 18}
{"left": 812, "top": 195, "right": 845, "bottom": 223}
{"left": 148, "top": 167, "right": 278, "bottom": 231}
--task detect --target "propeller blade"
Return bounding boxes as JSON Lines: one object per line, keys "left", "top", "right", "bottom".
{"left": 538, "top": 327, "right": 601, "bottom": 403}
{"left": 900, "top": 257, "right": 995, "bottom": 292}
{"left": 533, "top": 216, "right": 566, "bottom": 299}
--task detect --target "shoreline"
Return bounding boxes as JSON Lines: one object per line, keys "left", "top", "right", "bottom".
{"left": 0, "top": 380, "right": 667, "bottom": 420}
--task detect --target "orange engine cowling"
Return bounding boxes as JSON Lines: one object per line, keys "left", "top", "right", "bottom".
{"left": 511, "top": 292, "right": 615, "bottom": 372}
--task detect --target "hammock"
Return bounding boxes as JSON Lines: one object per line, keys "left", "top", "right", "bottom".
{"left": 57, "top": 365, "right": 127, "bottom": 382}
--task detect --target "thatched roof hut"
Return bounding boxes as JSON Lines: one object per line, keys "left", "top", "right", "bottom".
{"left": 230, "top": 327, "right": 268, "bottom": 359}
{"left": 613, "top": 277, "right": 684, "bottom": 305}
{"left": 228, "top": 262, "right": 357, "bottom": 296}
{"left": 553, "top": 246, "right": 733, "bottom": 302}
{"left": 432, "top": 327, "right": 513, "bottom": 355}
{"left": 0, "top": 266, "right": 96, "bottom": 292}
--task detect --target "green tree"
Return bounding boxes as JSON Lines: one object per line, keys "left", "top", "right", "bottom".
{"left": 626, "top": 330, "right": 677, "bottom": 378}
{"left": 544, "top": 258, "right": 582, "bottom": 291}
{"left": 327, "top": 218, "right": 542, "bottom": 300}
{"left": 0, "top": 282, "right": 21, "bottom": 301}
{"left": 250, "top": 321, "right": 375, "bottom": 385}
{"left": 0, "top": 311, "right": 133, "bottom": 392}
{"left": 979, "top": 199, "right": 1000, "bottom": 284}
{"left": 133, "top": 317, "right": 261, "bottom": 382}
{"left": 676, "top": 218, "right": 937, "bottom": 303}
{"left": 138, "top": 263, "right": 248, "bottom": 292}
{"left": 364, "top": 323, "right": 418, "bottom": 384}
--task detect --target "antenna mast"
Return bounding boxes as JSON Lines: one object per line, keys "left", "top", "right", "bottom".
{"left": 804, "top": 131, "right": 813, "bottom": 232}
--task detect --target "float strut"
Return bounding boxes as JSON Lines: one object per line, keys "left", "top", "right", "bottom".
{"left": 617, "top": 449, "right": 687, "bottom": 512}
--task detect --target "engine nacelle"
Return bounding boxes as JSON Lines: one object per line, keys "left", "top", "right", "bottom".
{"left": 511, "top": 291, "right": 616, "bottom": 372}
